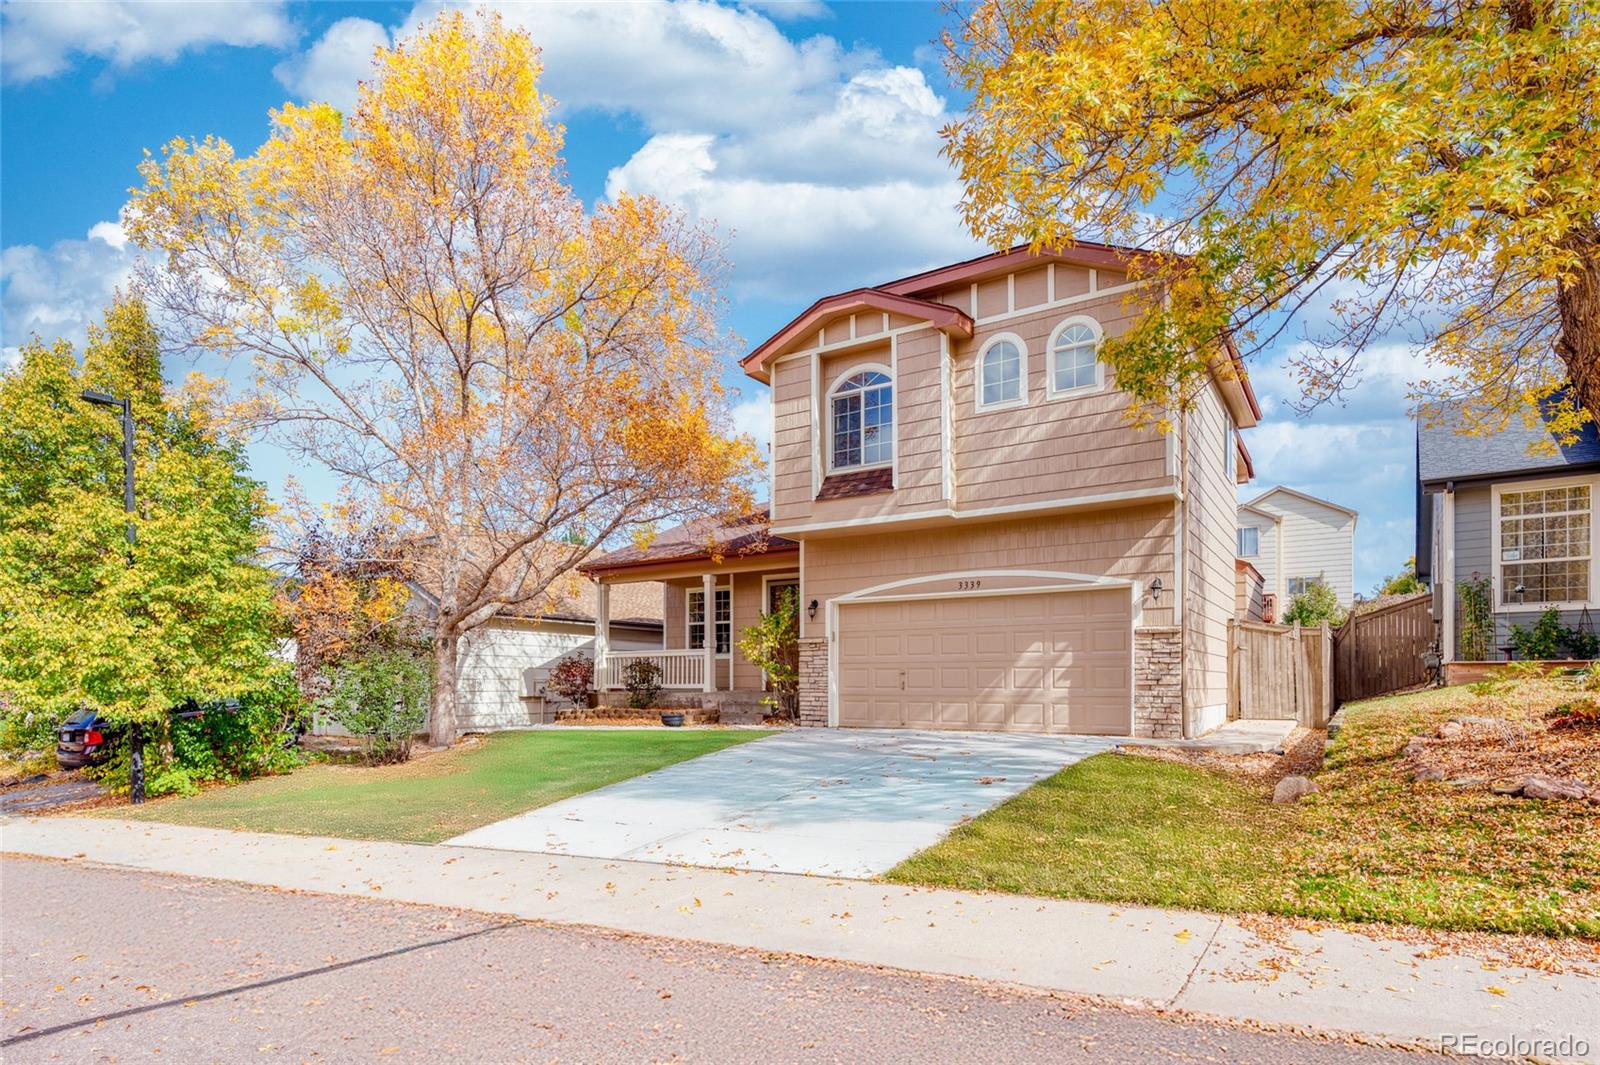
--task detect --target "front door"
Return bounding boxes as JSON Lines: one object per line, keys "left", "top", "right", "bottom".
{"left": 765, "top": 580, "right": 800, "bottom": 694}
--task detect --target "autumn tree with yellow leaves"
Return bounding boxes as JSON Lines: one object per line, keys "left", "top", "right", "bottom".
{"left": 129, "top": 12, "right": 758, "bottom": 744}
{"left": 943, "top": 0, "right": 1600, "bottom": 437}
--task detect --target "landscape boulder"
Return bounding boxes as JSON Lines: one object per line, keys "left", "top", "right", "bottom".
{"left": 1520, "top": 775, "right": 1589, "bottom": 801}
{"left": 1411, "top": 766, "right": 1446, "bottom": 782}
{"left": 1272, "top": 775, "right": 1319, "bottom": 804}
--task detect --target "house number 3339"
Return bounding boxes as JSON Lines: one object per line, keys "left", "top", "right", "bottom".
{"left": 956, "top": 579, "right": 982, "bottom": 591}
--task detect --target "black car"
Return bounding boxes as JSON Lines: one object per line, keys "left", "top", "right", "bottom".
{"left": 56, "top": 707, "right": 115, "bottom": 769}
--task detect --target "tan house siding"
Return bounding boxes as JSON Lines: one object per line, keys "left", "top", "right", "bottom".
{"left": 948, "top": 288, "right": 1170, "bottom": 511}
{"left": 1235, "top": 563, "right": 1266, "bottom": 621}
{"left": 1250, "top": 489, "right": 1358, "bottom": 605}
{"left": 801, "top": 504, "right": 1176, "bottom": 642}
{"left": 771, "top": 356, "right": 814, "bottom": 521}
{"left": 1182, "top": 384, "right": 1237, "bottom": 735}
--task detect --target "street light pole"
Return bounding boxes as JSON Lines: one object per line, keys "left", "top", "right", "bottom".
{"left": 80, "top": 390, "right": 145, "bottom": 804}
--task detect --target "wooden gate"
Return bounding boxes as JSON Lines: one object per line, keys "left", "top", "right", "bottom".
{"left": 1332, "top": 593, "right": 1434, "bottom": 704}
{"left": 1229, "top": 620, "right": 1334, "bottom": 727}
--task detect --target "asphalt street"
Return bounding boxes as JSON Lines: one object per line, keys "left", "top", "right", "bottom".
{"left": 1, "top": 856, "right": 1448, "bottom": 1063}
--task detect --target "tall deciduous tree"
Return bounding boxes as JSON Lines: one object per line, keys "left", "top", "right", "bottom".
{"left": 128, "top": 11, "right": 758, "bottom": 744}
{"left": 944, "top": 0, "right": 1600, "bottom": 435}
{"left": 0, "top": 295, "right": 279, "bottom": 730}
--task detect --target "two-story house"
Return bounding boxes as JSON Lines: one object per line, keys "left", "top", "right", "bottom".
{"left": 1236, "top": 486, "right": 1359, "bottom": 608}
{"left": 580, "top": 244, "right": 1260, "bottom": 739}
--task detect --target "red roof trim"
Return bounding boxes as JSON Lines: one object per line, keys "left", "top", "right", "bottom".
{"left": 579, "top": 542, "right": 800, "bottom": 577}
{"left": 740, "top": 289, "right": 974, "bottom": 374}
{"left": 1235, "top": 431, "right": 1256, "bottom": 481}
{"left": 879, "top": 241, "right": 1172, "bottom": 297}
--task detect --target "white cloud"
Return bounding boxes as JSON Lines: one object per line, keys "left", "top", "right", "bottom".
{"left": 276, "top": 1, "right": 981, "bottom": 298}
{"left": 2, "top": 221, "right": 140, "bottom": 366}
{"left": 0, "top": 0, "right": 296, "bottom": 84}
{"left": 606, "top": 133, "right": 978, "bottom": 299}
{"left": 272, "top": 16, "right": 389, "bottom": 113}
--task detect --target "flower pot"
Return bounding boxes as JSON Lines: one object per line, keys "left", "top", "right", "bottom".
{"left": 659, "top": 712, "right": 685, "bottom": 728}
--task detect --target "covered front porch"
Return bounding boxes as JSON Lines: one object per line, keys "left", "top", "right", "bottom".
{"left": 581, "top": 511, "right": 801, "bottom": 721}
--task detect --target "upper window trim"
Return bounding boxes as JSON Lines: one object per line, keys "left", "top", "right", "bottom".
{"left": 1045, "top": 315, "right": 1107, "bottom": 400}
{"left": 974, "top": 332, "right": 1029, "bottom": 413}
{"left": 1490, "top": 474, "right": 1597, "bottom": 613}
{"left": 826, "top": 361, "right": 894, "bottom": 474}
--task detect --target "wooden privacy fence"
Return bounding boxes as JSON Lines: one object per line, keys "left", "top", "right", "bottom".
{"left": 1229, "top": 620, "right": 1334, "bottom": 727}
{"left": 1332, "top": 593, "right": 1433, "bottom": 704}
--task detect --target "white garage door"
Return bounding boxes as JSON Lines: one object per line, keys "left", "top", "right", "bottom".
{"left": 836, "top": 587, "right": 1132, "bottom": 735}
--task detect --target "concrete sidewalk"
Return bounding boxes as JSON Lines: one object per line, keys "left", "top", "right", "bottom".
{"left": 4, "top": 816, "right": 1594, "bottom": 1056}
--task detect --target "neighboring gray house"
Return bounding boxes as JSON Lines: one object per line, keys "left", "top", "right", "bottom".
{"left": 1417, "top": 407, "right": 1600, "bottom": 661}
{"left": 1235, "top": 486, "right": 1359, "bottom": 607}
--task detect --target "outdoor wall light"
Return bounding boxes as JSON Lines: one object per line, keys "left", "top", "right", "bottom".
{"left": 807, "top": 598, "right": 819, "bottom": 620}
{"left": 1148, "top": 577, "right": 1163, "bottom": 603}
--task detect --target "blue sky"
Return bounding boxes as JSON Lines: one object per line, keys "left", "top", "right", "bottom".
{"left": 0, "top": 0, "right": 1419, "bottom": 590}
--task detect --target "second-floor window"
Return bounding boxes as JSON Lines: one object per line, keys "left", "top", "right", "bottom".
{"left": 830, "top": 369, "right": 893, "bottom": 470}
{"left": 977, "top": 337, "right": 1024, "bottom": 410}
{"left": 1237, "top": 526, "right": 1259, "bottom": 557}
{"left": 1049, "top": 318, "right": 1103, "bottom": 396}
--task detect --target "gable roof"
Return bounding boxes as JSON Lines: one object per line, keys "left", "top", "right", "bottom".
{"left": 580, "top": 509, "right": 799, "bottom": 575}
{"left": 1417, "top": 402, "right": 1600, "bottom": 486}
{"left": 1245, "top": 485, "right": 1358, "bottom": 519}
{"left": 406, "top": 574, "right": 663, "bottom": 628}
{"left": 741, "top": 290, "right": 973, "bottom": 378}
{"left": 1238, "top": 502, "right": 1280, "bottom": 522}
{"left": 739, "top": 242, "right": 1261, "bottom": 427}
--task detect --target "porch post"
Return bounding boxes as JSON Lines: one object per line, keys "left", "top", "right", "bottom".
{"left": 702, "top": 572, "right": 716, "bottom": 693}
{"left": 594, "top": 580, "right": 610, "bottom": 689}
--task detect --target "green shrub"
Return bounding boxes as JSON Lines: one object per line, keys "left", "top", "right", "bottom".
{"left": 323, "top": 645, "right": 431, "bottom": 764}
{"left": 93, "top": 668, "right": 308, "bottom": 797}
{"left": 621, "top": 658, "right": 663, "bottom": 710}
{"left": 1564, "top": 624, "right": 1599, "bottom": 660}
{"left": 1508, "top": 608, "right": 1565, "bottom": 660}
{"left": 1281, "top": 576, "right": 1347, "bottom": 628}
{"left": 1456, "top": 573, "right": 1494, "bottom": 660}
{"left": 737, "top": 588, "right": 799, "bottom": 720}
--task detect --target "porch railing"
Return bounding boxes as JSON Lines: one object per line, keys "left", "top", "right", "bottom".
{"left": 599, "top": 650, "right": 706, "bottom": 691}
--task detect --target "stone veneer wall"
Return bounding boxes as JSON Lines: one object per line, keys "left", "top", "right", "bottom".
{"left": 1134, "top": 627, "right": 1183, "bottom": 739}
{"left": 796, "top": 637, "right": 829, "bottom": 728}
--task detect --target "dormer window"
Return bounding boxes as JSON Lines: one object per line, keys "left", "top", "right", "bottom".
{"left": 830, "top": 368, "right": 893, "bottom": 470}
{"left": 1048, "top": 317, "right": 1104, "bottom": 397}
{"left": 977, "top": 334, "right": 1026, "bottom": 411}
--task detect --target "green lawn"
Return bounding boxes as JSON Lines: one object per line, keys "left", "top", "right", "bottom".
{"left": 889, "top": 683, "right": 1600, "bottom": 936}
{"left": 105, "top": 729, "right": 771, "bottom": 843}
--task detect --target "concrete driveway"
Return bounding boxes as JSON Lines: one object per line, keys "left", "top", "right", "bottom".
{"left": 447, "top": 729, "right": 1119, "bottom": 877}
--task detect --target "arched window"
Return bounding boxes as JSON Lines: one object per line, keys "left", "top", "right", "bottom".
{"left": 977, "top": 335, "right": 1025, "bottom": 410}
{"left": 830, "top": 368, "right": 893, "bottom": 470}
{"left": 1049, "top": 317, "right": 1103, "bottom": 397}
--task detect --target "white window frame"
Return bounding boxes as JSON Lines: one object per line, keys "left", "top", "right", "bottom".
{"left": 1225, "top": 419, "right": 1238, "bottom": 482}
{"left": 1237, "top": 526, "right": 1259, "bottom": 558}
{"left": 1287, "top": 575, "right": 1319, "bottom": 598}
{"left": 974, "top": 332, "right": 1028, "bottom": 413}
{"left": 1491, "top": 474, "right": 1598, "bottom": 613}
{"left": 1045, "top": 315, "right": 1107, "bottom": 400}
{"left": 686, "top": 586, "right": 733, "bottom": 656}
{"left": 826, "top": 362, "right": 894, "bottom": 474}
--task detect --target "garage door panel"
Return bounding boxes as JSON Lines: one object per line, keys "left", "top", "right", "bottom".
{"left": 838, "top": 586, "right": 1133, "bottom": 735}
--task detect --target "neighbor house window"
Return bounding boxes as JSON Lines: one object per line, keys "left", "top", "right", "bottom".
{"left": 687, "top": 588, "right": 731, "bottom": 654}
{"left": 1287, "top": 576, "right": 1317, "bottom": 597}
{"left": 1498, "top": 483, "right": 1592, "bottom": 606}
{"left": 830, "top": 369, "right": 893, "bottom": 470}
{"left": 1237, "top": 526, "right": 1259, "bottom": 557}
{"left": 1049, "top": 318, "right": 1102, "bottom": 395}
{"left": 977, "top": 336, "right": 1024, "bottom": 410}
